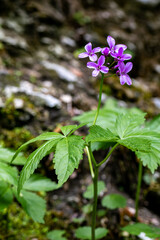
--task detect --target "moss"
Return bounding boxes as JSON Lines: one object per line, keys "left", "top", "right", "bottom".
{"left": 0, "top": 201, "right": 73, "bottom": 240}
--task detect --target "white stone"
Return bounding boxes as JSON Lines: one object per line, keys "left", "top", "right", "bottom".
{"left": 42, "top": 60, "right": 78, "bottom": 82}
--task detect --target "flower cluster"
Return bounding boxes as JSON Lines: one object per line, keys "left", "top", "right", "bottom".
{"left": 78, "top": 36, "right": 133, "bottom": 85}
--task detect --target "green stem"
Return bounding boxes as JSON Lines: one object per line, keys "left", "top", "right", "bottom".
{"left": 85, "top": 146, "right": 94, "bottom": 178}
{"left": 93, "top": 73, "right": 104, "bottom": 125}
{"left": 135, "top": 160, "right": 143, "bottom": 221}
{"left": 108, "top": 61, "right": 116, "bottom": 68}
{"left": 91, "top": 166, "right": 99, "bottom": 240}
{"left": 97, "top": 143, "right": 119, "bottom": 167}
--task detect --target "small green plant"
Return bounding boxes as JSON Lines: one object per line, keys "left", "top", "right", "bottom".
{"left": 11, "top": 36, "right": 160, "bottom": 239}
{"left": 0, "top": 146, "right": 58, "bottom": 223}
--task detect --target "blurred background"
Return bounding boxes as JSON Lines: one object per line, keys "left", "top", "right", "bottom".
{"left": 0, "top": 0, "right": 160, "bottom": 239}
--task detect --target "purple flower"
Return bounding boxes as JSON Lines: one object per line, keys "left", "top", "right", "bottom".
{"left": 87, "top": 55, "right": 109, "bottom": 77}
{"left": 78, "top": 42, "right": 102, "bottom": 62}
{"left": 102, "top": 36, "right": 127, "bottom": 56}
{"left": 118, "top": 61, "right": 133, "bottom": 85}
{"left": 101, "top": 47, "right": 110, "bottom": 57}
{"left": 111, "top": 47, "right": 132, "bottom": 62}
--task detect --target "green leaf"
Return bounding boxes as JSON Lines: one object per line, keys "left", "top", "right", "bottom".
{"left": 91, "top": 142, "right": 112, "bottom": 152}
{"left": 0, "top": 146, "right": 26, "bottom": 165}
{"left": 122, "top": 223, "right": 160, "bottom": 238}
{"left": 102, "top": 194, "right": 126, "bottom": 209}
{"left": 69, "top": 123, "right": 87, "bottom": 135}
{"left": 0, "top": 181, "right": 13, "bottom": 211}
{"left": 117, "top": 137, "right": 151, "bottom": 152}
{"left": 127, "top": 130, "right": 160, "bottom": 173}
{"left": 86, "top": 125, "right": 118, "bottom": 143}
{"left": 18, "top": 139, "right": 60, "bottom": 194}
{"left": 115, "top": 113, "right": 146, "bottom": 139}
{"left": 54, "top": 135, "right": 85, "bottom": 186}
{"left": 23, "top": 174, "right": 59, "bottom": 192}
{"left": 61, "top": 125, "right": 77, "bottom": 136}
{"left": 0, "top": 162, "right": 18, "bottom": 186}
{"left": 14, "top": 189, "right": 46, "bottom": 223}
{"left": 73, "top": 98, "right": 145, "bottom": 131}
{"left": 83, "top": 181, "right": 106, "bottom": 199}
{"left": 146, "top": 114, "right": 160, "bottom": 131}
{"left": 47, "top": 230, "right": 67, "bottom": 240}
{"left": 75, "top": 227, "right": 108, "bottom": 239}
{"left": 82, "top": 204, "right": 93, "bottom": 214}
{"left": 11, "top": 132, "right": 63, "bottom": 163}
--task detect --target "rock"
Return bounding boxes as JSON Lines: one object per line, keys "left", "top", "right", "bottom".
{"left": 152, "top": 97, "right": 160, "bottom": 109}
{"left": 0, "top": 28, "right": 27, "bottom": 49}
{"left": 42, "top": 60, "right": 79, "bottom": 82}
{"left": 13, "top": 98, "right": 24, "bottom": 109}
{"left": 61, "top": 36, "right": 76, "bottom": 47}
{"left": 4, "top": 81, "right": 61, "bottom": 108}
{"left": 136, "top": 0, "right": 160, "bottom": 6}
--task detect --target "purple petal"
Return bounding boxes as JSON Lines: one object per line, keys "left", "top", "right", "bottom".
{"left": 118, "top": 47, "right": 124, "bottom": 56}
{"left": 125, "top": 62, "right": 133, "bottom": 73}
{"left": 122, "top": 54, "right": 132, "bottom": 60}
{"left": 98, "top": 55, "right": 105, "bottom": 66}
{"left": 78, "top": 52, "right": 89, "bottom": 58}
{"left": 87, "top": 62, "right": 97, "bottom": 69}
{"left": 118, "top": 61, "right": 125, "bottom": 73}
{"left": 115, "top": 44, "right": 127, "bottom": 52}
{"left": 107, "top": 36, "right": 115, "bottom": 49}
{"left": 125, "top": 74, "right": 132, "bottom": 85}
{"left": 100, "top": 66, "right": 109, "bottom": 74}
{"left": 110, "top": 52, "right": 117, "bottom": 58}
{"left": 93, "top": 47, "right": 102, "bottom": 53}
{"left": 92, "top": 69, "right": 99, "bottom": 77}
{"left": 89, "top": 54, "right": 97, "bottom": 62}
{"left": 120, "top": 75, "right": 126, "bottom": 85}
{"left": 101, "top": 47, "right": 110, "bottom": 56}
{"left": 85, "top": 42, "right": 92, "bottom": 53}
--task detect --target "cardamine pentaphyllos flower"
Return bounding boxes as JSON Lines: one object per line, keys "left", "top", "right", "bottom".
{"left": 87, "top": 55, "right": 109, "bottom": 77}
{"left": 78, "top": 35, "right": 133, "bottom": 85}
{"left": 78, "top": 42, "right": 102, "bottom": 62}
{"left": 102, "top": 35, "right": 127, "bottom": 56}
{"left": 111, "top": 47, "right": 132, "bottom": 62}
{"left": 117, "top": 61, "right": 133, "bottom": 85}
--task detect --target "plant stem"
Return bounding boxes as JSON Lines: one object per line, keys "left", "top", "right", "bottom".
{"left": 91, "top": 165, "right": 99, "bottom": 240}
{"left": 97, "top": 143, "right": 119, "bottom": 167}
{"left": 85, "top": 146, "right": 94, "bottom": 178}
{"left": 135, "top": 160, "right": 143, "bottom": 221}
{"left": 93, "top": 73, "right": 104, "bottom": 125}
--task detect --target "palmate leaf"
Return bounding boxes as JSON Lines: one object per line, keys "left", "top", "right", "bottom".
{"left": 14, "top": 189, "right": 46, "bottom": 223}
{"left": 61, "top": 123, "right": 86, "bottom": 136}
{"left": 125, "top": 130, "right": 160, "bottom": 173}
{"left": 23, "top": 174, "right": 59, "bottom": 192}
{"left": 146, "top": 114, "right": 160, "bottom": 131}
{"left": 73, "top": 98, "right": 144, "bottom": 130}
{"left": 54, "top": 135, "right": 85, "bottom": 186}
{"left": 115, "top": 113, "right": 146, "bottom": 138}
{"left": 0, "top": 181, "right": 13, "bottom": 211}
{"left": 11, "top": 132, "right": 63, "bottom": 163}
{"left": 0, "top": 146, "right": 26, "bottom": 165}
{"left": 86, "top": 125, "right": 118, "bottom": 143}
{"left": 86, "top": 117, "right": 160, "bottom": 172}
{"left": 0, "top": 162, "right": 18, "bottom": 186}
{"left": 61, "top": 125, "right": 77, "bottom": 136}
{"left": 18, "top": 138, "right": 60, "bottom": 194}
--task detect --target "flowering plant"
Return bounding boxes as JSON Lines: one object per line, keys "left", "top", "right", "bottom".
{"left": 79, "top": 36, "right": 132, "bottom": 85}
{"left": 11, "top": 36, "right": 160, "bottom": 240}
